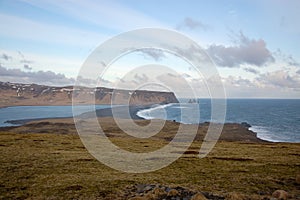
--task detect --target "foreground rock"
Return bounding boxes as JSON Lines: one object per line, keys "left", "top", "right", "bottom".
{"left": 272, "top": 190, "right": 289, "bottom": 200}
{"left": 125, "top": 184, "right": 222, "bottom": 200}
{"left": 123, "top": 184, "right": 295, "bottom": 200}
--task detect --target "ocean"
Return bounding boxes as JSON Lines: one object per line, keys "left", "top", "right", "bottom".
{"left": 0, "top": 105, "right": 112, "bottom": 127}
{"left": 0, "top": 99, "right": 299, "bottom": 143}
{"left": 137, "top": 99, "right": 300, "bottom": 143}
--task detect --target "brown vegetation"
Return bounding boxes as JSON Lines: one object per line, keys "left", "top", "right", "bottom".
{"left": 0, "top": 118, "right": 299, "bottom": 199}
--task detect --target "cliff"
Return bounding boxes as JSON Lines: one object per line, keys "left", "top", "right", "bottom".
{"left": 0, "top": 81, "right": 179, "bottom": 107}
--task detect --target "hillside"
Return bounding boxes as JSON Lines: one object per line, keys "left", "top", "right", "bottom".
{"left": 0, "top": 81, "right": 178, "bottom": 107}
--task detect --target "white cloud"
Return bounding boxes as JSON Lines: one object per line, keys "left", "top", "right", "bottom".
{"left": 219, "top": 74, "right": 300, "bottom": 98}
{"left": 206, "top": 32, "right": 275, "bottom": 67}
{"left": 219, "top": 69, "right": 300, "bottom": 98}
{"left": 176, "top": 17, "right": 211, "bottom": 31}
{"left": 256, "top": 70, "right": 300, "bottom": 89}
{"left": 135, "top": 49, "right": 166, "bottom": 61}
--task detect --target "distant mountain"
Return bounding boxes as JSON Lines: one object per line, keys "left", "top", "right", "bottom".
{"left": 0, "top": 81, "right": 178, "bottom": 107}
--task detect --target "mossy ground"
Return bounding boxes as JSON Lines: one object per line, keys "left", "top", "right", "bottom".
{"left": 0, "top": 127, "right": 299, "bottom": 199}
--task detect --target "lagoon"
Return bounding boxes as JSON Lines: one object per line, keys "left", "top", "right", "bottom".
{"left": 0, "top": 105, "right": 112, "bottom": 127}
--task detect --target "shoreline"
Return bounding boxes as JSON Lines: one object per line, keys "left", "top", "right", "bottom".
{"left": 2, "top": 104, "right": 151, "bottom": 126}
{"left": 0, "top": 104, "right": 278, "bottom": 143}
{"left": 1, "top": 104, "right": 298, "bottom": 143}
{"left": 0, "top": 120, "right": 268, "bottom": 144}
{"left": 1, "top": 107, "right": 299, "bottom": 199}
{"left": 1, "top": 113, "right": 268, "bottom": 144}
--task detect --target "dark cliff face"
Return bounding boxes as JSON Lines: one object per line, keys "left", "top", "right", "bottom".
{"left": 0, "top": 81, "right": 179, "bottom": 106}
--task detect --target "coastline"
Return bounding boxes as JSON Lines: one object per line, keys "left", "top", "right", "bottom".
{"left": 2, "top": 122, "right": 267, "bottom": 145}
{"left": 2, "top": 104, "right": 151, "bottom": 126}
{"left": 1, "top": 105, "right": 300, "bottom": 199}
{"left": 2, "top": 99, "right": 299, "bottom": 143}
{"left": 0, "top": 117, "right": 299, "bottom": 199}
{"left": 0, "top": 105, "right": 269, "bottom": 142}
{"left": 1, "top": 104, "right": 267, "bottom": 143}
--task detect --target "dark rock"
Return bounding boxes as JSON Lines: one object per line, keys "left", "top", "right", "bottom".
{"left": 123, "top": 184, "right": 227, "bottom": 200}
{"left": 152, "top": 187, "right": 167, "bottom": 198}
{"left": 136, "top": 184, "right": 146, "bottom": 193}
{"left": 143, "top": 185, "right": 153, "bottom": 192}
{"left": 241, "top": 122, "right": 251, "bottom": 128}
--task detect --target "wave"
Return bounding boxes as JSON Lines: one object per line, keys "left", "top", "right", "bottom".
{"left": 136, "top": 99, "right": 300, "bottom": 143}
{"left": 136, "top": 103, "right": 176, "bottom": 120}
{"left": 249, "top": 126, "right": 273, "bottom": 142}
{"left": 249, "top": 126, "right": 291, "bottom": 143}
{"left": 171, "top": 106, "right": 188, "bottom": 109}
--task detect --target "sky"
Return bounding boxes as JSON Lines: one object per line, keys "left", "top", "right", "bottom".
{"left": 0, "top": 0, "right": 299, "bottom": 98}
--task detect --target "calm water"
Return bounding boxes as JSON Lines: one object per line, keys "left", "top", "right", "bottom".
{"left": 137, "top": 99, "right": 300, "bottom": 143}
{"left": 0, "top": 105, "right": 112, "bottom": 127}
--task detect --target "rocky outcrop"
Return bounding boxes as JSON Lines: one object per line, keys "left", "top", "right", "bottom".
{"left": 125, "top": 184, "right": 219, "bottom": 200}
{"left": 0, "top": 81, "right": 178, "bottom": 107}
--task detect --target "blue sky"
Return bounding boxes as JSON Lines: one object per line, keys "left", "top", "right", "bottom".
{"left": 0, "top": 0, "right": 299, "bottom": 98}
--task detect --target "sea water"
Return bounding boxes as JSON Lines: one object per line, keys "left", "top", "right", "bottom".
{"left": 0, "top": 105, "right": 112, "bottom": 127}
{"left": 137, "top": 99, "right": 300, "bottom": 143}
{"left": 0, "top": 100, "right": 299, "bottom": 143}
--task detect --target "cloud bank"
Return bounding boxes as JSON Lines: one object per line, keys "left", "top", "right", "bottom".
{"left": 257, "top": 70, "right": 300, "bottom": 89}
{"left": 0, "top": 65, "right": 74, "bottom": 86}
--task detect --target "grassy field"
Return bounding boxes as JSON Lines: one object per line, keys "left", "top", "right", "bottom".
{"left": 0, "top": 119, "right": 299, "bottom": 199}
